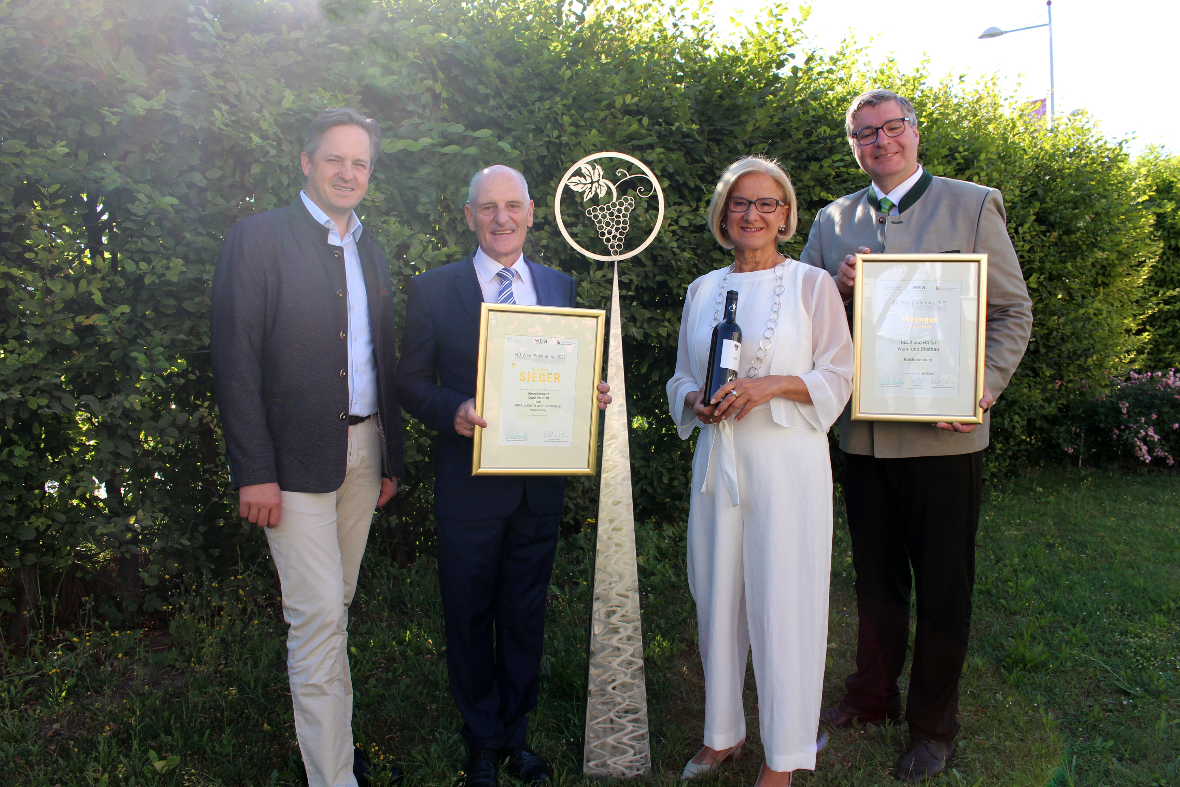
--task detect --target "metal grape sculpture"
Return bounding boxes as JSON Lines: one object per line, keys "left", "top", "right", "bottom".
{"left": 554, "top": 153, "right": 664, "bottom": 778}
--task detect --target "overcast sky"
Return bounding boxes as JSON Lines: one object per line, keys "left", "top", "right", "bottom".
{"left": 710, "top": 0, "right": 1176, "bottom": 155}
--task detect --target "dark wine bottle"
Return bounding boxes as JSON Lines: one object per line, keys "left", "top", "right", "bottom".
{"left": 703, "top": 290, "right": 743, "bottom": 406}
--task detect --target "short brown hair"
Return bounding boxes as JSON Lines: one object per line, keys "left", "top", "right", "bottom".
{"left": 845, "top": 89, "right": 918, "bottom": 149}
{"left": 303, "top": 107, "right": 382, "bottom": 166}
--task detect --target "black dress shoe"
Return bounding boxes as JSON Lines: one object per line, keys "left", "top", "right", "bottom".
{"left": 819, "top": 701, "right": 901, "bottom": 729}
{"left": 464, "top": 748, "right": 501, "bottom": 787}
{"left": 354, "top": 746, "right": 404, "bottom": 787}
{"left": 499, "top": 746, "right": 551, "bottom": 784}
{"left": 897, "top": 739, "right": 955, "bottom": 782}
{"left": 354, "top": 746, "right": 371, "bottom": 787}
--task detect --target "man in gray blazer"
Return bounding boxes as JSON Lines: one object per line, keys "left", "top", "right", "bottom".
{"left": 801, "top": 89, "right": 1033, "bottom": 781}
{"left": 211, "top": 108, "right": 403, "bottom": 787}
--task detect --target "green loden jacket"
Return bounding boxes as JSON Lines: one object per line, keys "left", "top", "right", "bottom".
{"left": 800, "top": 169, "right": 1034, "bottom": 458}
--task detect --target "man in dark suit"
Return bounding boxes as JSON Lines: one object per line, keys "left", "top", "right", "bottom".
{"left": 211, "top": 108, "right": 403, "bottom": 787}
{"left": 801, "top": 89, "right": 1033, "bottom": 782}
{"left": 397, "top": 165, "right": 609, "bottom": 787}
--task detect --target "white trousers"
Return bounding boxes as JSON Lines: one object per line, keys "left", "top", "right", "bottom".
{"left": 265, "top": 419, "right": 381, "bottom": 787}
{"left": 687, "top": 408, "right": 833, "bottom": 772}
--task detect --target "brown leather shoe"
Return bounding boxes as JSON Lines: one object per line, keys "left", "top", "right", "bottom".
{"left": 896, "top": 739, "right": 955, "bottom": 782}
{"left": 819, "top": 701, "right": 901, "bottom": 728}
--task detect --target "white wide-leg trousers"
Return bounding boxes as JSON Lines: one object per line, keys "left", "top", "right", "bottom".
{"left": 265, "top": 419, "right": 381, "bottom": 787}
{"left": 687, "top": 408, "right": 833, "bottom": 772}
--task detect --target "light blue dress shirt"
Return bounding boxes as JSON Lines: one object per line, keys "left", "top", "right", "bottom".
{"left": 473, "top": 247, "right": 538, "bottom": 305}
{"left": 300, "top": 191, "right": 378, "bottom": 417}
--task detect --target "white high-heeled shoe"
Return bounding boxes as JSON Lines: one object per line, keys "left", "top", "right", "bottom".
{"left": 752, "top": 762, "right": 792, "bottom": 787}
{"left": 680, "top": 740, "right": 745, "bottom": 780}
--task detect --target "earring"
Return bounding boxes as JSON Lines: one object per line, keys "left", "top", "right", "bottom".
{"left": 778, "top": 225, "right": 786, "bottom": 233}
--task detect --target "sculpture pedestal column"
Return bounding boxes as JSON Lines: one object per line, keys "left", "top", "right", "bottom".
{"left": 582, "top": 262, "right": 651, "bottom": 777}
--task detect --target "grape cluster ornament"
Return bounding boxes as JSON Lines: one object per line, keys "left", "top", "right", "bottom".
{"left": 585, "top": 195, "right": 635, "bottom": 256}
{"left": 554, "top": 153, "right": 664, "bottom": 778}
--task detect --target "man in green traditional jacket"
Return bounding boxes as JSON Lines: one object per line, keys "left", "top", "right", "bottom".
{"left": 801, "top": 88, "right": 1033, "bottom": 782}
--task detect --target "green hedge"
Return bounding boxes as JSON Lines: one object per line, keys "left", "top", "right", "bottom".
{"left": 1137, "top": 150, "right": 1180, "bottom": 370}
{"left": 0, "top": 0, "right": 1173, "bottom": 620}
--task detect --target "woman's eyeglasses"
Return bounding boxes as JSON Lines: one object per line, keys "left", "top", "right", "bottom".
{"left": 726, "top": 197, "right": 786, "bottom": 213}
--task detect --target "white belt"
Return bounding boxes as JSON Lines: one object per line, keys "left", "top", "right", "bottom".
{"left": 700, "top": 419, "right": 740, "bottom": 508}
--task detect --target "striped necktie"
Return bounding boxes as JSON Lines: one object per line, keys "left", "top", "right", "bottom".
{"left": 495, "top": 267, "right": 516, "bottom": 304}
{"left": 879, "top": 196, "right": 896, "bottom": 214}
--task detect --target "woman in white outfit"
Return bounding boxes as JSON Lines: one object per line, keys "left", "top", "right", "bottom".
{"left": 666, "top": 157, "right": 854, "bottom": 786}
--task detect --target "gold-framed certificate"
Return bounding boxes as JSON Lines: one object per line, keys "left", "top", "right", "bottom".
{"left": 473, "top": 303, "right": 607, "bottom": 475}
{"left": 851, "top": 254, "right": 988, "bottom": 423}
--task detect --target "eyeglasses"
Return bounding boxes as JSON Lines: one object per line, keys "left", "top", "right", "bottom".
{"left": 726, "top": 196, "right": 786, "bottom": 213}
{"left": 850, "top": 117, "right": 914, "bottom": 146}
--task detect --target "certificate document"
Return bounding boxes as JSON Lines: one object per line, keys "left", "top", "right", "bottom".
{"left": 500, "top": 336, "right": 579, "bottom": 447}
{"left": 473, "top": 303, "right": 606, "bottom": 475}
{"left": 873, "top": 278, "right": 962, "bottom": 399}
{"left": 851, "top": 254, "right": 987, "bottom": 423}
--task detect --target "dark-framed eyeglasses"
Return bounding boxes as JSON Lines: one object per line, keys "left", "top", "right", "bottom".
{"left": 726, "top": 196, "right": 786, "bottom": 213}
{"left": 850, "top": 117, "right": 914, "bottom": 146}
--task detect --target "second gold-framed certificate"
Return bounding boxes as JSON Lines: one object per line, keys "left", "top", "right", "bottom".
{"left": 852, "top": 254, "right": 988, "bottom": 423}
{"left": 473, "top": 303, "right": 607, "bottom": 475}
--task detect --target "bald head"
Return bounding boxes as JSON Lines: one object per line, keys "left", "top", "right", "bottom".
{"left": 468, "top": 165, "right": 530, "bottom": 206}
{"left": 464, "top": 165, "right": 535, "bottom": 267}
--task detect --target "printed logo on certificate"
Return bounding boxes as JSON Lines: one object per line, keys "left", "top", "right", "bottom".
{"left": 501, "top": 336, "right": 579, "bottom": 447}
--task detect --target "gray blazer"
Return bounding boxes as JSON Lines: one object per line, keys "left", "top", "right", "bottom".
{"left": 211, "top": 198, "right": 405, "bottom": 491}
{"left": 800, "top": 170, "right": 1033, "bottom": 458}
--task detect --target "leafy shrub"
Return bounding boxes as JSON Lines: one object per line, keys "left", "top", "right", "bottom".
{"left": 1137, "top": 151, "right": 1180, "bottom": 370}
{"left": 0, "top": 0, "right": 1175, "bottom": 629}
{"left": 1055, "top": 370, "right": 1180, "bottom": 467}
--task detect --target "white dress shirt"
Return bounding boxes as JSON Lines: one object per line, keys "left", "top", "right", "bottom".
{"left": 473, "top": 247, "right": 538, "bottom": 305}
{"left": 300, "top": 191, "right": 378, "bottom": 417}
{"left": 872, "top": 164, "right": 925, "bottom": 216}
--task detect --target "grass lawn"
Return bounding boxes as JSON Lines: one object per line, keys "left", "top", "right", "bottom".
{"left": 1, "top": 467, "right": 1176, "bottom": 786}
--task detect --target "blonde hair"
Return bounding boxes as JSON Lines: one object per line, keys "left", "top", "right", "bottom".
{"left": 706, "top": 156, "right": 798, "bottom": 249}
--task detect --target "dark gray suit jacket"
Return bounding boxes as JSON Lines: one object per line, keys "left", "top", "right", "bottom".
{"left": 211, "top": 198, "right": 404, "bottom": 492}
{"left": 396, "top": 253, "right": 575, "bottom": 520}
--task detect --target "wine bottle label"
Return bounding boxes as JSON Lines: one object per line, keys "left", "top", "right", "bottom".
{"left": 720, "top": 339, "right": 741, "bottom": 371}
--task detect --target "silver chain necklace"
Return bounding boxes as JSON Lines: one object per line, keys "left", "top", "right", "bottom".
{"left": 713, "top": 258, "right": 787, "bottom": 378}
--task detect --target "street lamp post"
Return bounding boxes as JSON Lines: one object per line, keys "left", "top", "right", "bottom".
{"left": 979, "top": 0, "right": 1055, "bottom": 127}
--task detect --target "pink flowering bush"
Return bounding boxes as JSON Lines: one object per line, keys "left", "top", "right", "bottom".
{"left": 1057, "top": 370, "right": 1180, "bottom": 466}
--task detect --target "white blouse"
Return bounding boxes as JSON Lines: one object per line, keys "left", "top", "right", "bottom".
{"left": 666, "top": 260, "right": 854, "bottom": 507}
{"left": 667, "top": 260, "right": 854, "bottom": 438}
